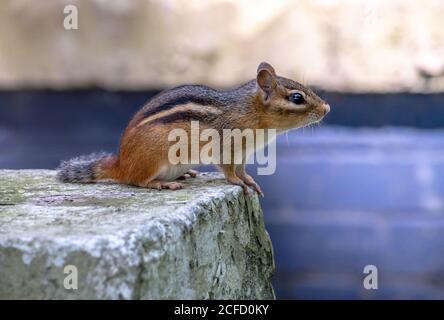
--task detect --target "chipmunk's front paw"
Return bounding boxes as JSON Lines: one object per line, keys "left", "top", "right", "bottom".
{"left": 226, "top": 176, "right": 249, "bottom": 195}
{"left": 242, "top": 175, "right": 264, "bottom": 197}
{"left": 249, "top": 181, "right": 264, "bottom": 197}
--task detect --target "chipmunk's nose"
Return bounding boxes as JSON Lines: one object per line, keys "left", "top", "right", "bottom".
{"left": 322, "top": 103, "right": 330, "bottom": 115}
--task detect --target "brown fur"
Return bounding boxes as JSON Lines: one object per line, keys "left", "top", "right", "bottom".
{"left": 57, "top": 62, "right": 330, "bottom": 196}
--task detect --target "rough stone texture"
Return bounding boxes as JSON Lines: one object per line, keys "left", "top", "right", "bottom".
{"left": 0, "top": 0, "right": 444, "bottom": 92}
{"left": 0, "top": 170, "right": 275, "bottom": 299}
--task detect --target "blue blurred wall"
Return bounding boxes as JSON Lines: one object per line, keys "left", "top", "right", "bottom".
{"left": 256, "top": 127, "right": 444, "bottom": 299}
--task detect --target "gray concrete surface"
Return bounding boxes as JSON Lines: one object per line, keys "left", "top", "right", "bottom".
{"left": 0, "top": 170, "right": 275, "bottom": 299}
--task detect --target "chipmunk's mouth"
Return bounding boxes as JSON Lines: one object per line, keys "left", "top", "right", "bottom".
{"left": 306, "top": 111, "right": 323, "bottom": 124}
{"left": 305, "top": 104, "right": 330, "bottom": 125}
{"left": 280, "top": 105, "right": 330, "bottom": 131}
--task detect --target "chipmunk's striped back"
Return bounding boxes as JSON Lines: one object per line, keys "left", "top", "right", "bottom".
{"left": 132, "top": 83, "right": 256, "bottom": 127}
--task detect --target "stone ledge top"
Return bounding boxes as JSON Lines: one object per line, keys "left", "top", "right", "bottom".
{"left": 0, "top": 170, "right": 274, "bottom": 299}
{"left": 0, "top": 170, "right": 245, "bottom": 241}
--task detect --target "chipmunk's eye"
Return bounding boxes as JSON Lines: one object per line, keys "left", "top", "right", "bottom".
{"left": 289, "top": 92, "right": 305, "bottom": 105}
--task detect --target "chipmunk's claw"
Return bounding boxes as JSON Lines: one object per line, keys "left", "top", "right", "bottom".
{"left": 240, "top": 175, "right": 264, "bottom": 197}
{"left": 238, "top": 180, "right": 264, "bottom": 197}
{"left": 226, "top": 176, "right": 249, "bottom": 195}
{"left": 253, "top": 184, "right": 265, "bottom": 197}
{"left": 247, "top": 182, "right": 264, "bottom": 197}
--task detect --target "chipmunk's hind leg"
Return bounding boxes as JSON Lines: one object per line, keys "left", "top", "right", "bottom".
{"left": 141, "top": 180, "right": 184, "bottom": 190}
{"left": 138, "top": 164, "right": 191, "bottom": 190}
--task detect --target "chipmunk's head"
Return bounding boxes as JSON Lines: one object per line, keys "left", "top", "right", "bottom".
{"left": 255, "top": 62, "right": 330, "bottom": 131}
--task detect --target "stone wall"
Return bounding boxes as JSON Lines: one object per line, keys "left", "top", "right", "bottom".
{"left": 0, "top": 0, "right": 443, "bottom": 92}
{"left": 0, "top": 170, "right": 275, "bottom": 299}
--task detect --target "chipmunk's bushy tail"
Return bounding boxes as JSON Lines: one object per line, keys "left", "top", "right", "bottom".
{"left": 56, "top": 152, "right": 119, "bottom": 183}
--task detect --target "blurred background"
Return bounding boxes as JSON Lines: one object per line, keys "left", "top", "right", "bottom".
{"left": 1, "top": 0, "right": 444, "bottom": 299}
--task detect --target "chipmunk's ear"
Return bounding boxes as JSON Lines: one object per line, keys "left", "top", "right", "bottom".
{"left": 256, "top": 62, "right": 277, "bottom": 103}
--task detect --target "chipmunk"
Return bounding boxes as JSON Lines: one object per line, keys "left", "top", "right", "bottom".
{"left": 57, "top": 62, "right": 330, "bottom": 196}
